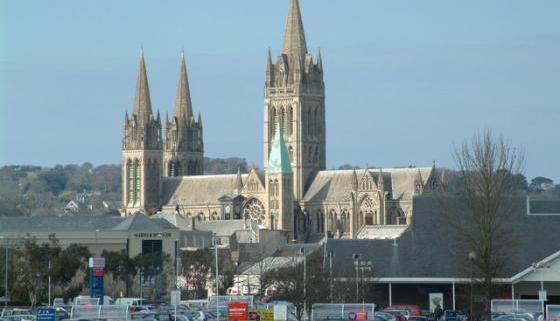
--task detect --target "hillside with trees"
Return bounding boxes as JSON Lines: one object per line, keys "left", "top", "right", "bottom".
{"left": 0, "top": 157, "right": 251, "bottom": 217}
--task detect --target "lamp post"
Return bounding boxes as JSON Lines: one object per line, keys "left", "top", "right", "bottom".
{"left": 468, "top": 251, "right": 476, "bottom": 318}
{"left": 327, "top": 250, "right": 335, "bottom": 303}
{"left": 300, "top": 247, "right": 307, "bottom": 321}
{"left": 234, "top": 261, "right": 239, "bottom": 295}
{"left": 1, "top": 236, "right": 7, "bottom": 308}
{"left": 353, "top": 253, "right": 361, "bottom": 302}
{"left": 213, "top": 235, "right": 220, "bottom": 321}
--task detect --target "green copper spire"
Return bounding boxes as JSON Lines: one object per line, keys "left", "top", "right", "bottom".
{"left": 267, "top": 122, "right": 292, "bottom": 174}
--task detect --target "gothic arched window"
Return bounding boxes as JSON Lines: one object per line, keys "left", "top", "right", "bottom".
{"left": 288, "top": 107, "right": 293, "bottom": 136}
{"left": 280, "top": 107, "right": 286, "bottom": 135}
{"left": 271, "top": 107, "right": 277, "bottom": 135}
{"left": 243, "top": 198, "right": 266, "bottom": 226}
{"left": 360, "top": 196, "right": 376, "bottom": 225}
{"left": 133, "top": 159, "right": 140, "bottom": 204}
{"left": 288, "top": 145, "right": 294, "bottom": 162}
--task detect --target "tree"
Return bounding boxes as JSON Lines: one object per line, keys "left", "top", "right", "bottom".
{"left": 262, "top": 252, "right": 329, "bottom": 321}
{"left": 103, "top": 250, "right": 136, "bottom": 297}
{"left": 133, "top": 252, "right": 171, "bottom": 300}
{"left": 9, "top": 235, "right": 90, "bottom": 306}
{"left": 449, "top": 130, "right": 524, "bottom": 320}
{"left": 180, "top": 249, "right": 213, "bottom": 299}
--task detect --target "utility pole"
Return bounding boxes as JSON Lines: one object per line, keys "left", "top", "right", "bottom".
{"left": 214, "top": 235, "right": 219, "bottom": 321}
{"left": 300, "top": 248, "right": 307, "bottom": 321}
{"left": 353, "top": 254, "right": 360, "bottom": 302}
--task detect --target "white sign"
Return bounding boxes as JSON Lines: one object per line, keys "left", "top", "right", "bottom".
{"left": 539, "top": 290, "right": 547, "bottom": 301}
{"left": 171, "top": 290, "right": 181, "bottom": 305}
{"left": 274, "top": 303, "right": 288, "bottom": 321}
{"left": 88, "top": 257, "right": 106, "bottom": 268}
{"left": 429, "top": 293, "right": 444, "bottom": 312}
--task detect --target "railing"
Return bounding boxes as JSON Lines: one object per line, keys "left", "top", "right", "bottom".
{"left": 311, "top": 303, "right": 376, "bottom": 321}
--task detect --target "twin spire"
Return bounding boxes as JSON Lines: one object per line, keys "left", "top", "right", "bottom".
{"left": 130, "top": 48, "right": 197, "bottom": 127}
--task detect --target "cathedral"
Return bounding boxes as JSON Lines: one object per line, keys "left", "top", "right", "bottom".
{"left": 121, "top": 0, "right": 446, "bottom": 239}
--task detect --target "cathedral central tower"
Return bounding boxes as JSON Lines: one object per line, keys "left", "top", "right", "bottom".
{"left": 264, "top": 0, "right": 326, "bottom": 200}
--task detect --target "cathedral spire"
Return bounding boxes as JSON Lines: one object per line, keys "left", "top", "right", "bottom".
{"left": 174, "top": 52, "right": 193, "bottom": 122}
{"left": 132, "top": 48, "right": 153, "bottom": 124}
{"left": 282, "top": 0, "right": 307, "bottom": 64}
{"left": 267, "top": 121, "right": 292, "bottom": 174}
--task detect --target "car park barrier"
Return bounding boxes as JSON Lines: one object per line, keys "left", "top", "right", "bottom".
{"left": 491, "top": 299, "right": 544, "bottom": 319}
{"left": 311, "top": 303, "right": 376, "bottom": 321}
{"left": 546, "top": 305, "right": 560, "bottom": 321}
{"left": 208, "top": 295, "right": 254, "bottom": 309}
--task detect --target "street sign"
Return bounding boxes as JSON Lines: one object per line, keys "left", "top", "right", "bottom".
{"left": 539, "top": 290, "right": 547, "bottom": 301}
{"left": 171, "top": 290, "right": 181, "bottom": 305}
{"left": 89, "top": 257, "right": 106, "bottom": 268}
{"left": 274, "top": 303, "right": 288, "bottom": 321}
{"left": 37, "top": 307, "right": 56, "bottom": 321}
{"left": 228, "top": 302, "right": 248, "bottom": 320}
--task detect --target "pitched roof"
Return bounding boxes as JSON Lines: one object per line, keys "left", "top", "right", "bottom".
{"left": 0, "top": 216, "right": 123, "bottom": 232}
{"left": 112, "top": 212, "right": 177, "bottom": 231}
{"left": 162, "top": 174, "right": 249, "bottom": 206}
{"left": 195, "top": 220, "right": 247, "bottom": 237}
{"left": 303, "top": 167, "right": 433, "bottom": 203}
{"left": 326, "top": 196, "right": 560, "bottom": 280}
{"left": 152, "top": 211, "right": 193, "bottom": 230}
{"left": 356, "top": 225, "right": 409, "bottom": 240}
{"left": 529, "top": 199, "right": 560, "bottom": 214}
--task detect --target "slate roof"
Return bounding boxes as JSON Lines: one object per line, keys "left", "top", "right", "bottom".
{"left": 529, "top": 199, "right": 560, "bottom": 214}
{"left": 303, "top": 167, "right": 432, "bottom": 203}
{"left": 152, "top": 211, "right": 193, "bottom": 230}
{"left": 113, "top": 212, "right": 177, "bottom": 231}
{"left": 325, "top": 196, "right": 560, "bottom": 280}
{"left": 356, "top": 225, "right": 409, "bottom": 240}
{"left": 0, "top": 216, "right": 123, "bottom": 232}
{"left": 195, "top": 220, "right": 247, "bottom": 237}
{"left": 162, "top": 174, "right": 248, "bottom": 206}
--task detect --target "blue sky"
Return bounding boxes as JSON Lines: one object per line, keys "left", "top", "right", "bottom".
{"left": 1, "top": 0, "right": 559, "bottom": 182}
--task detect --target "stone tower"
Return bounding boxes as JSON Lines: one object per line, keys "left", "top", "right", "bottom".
{"left": 122, "top": 50, "right": 163, "bottom": 215}
{"left": 264, "top": 0, "right": 326, "bottom": 200}
{"left": 163, "top": 53, "right": 204, "bottom": 177}
{"left": 266, "top": 122, "right": 294, "bottom": 232}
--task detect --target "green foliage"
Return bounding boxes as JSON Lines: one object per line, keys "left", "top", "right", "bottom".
{"left": 9, "top": 235, "right": 90, "bottom": 306}
{"left": 103, "top": 250, "right": 137, "bottom": 296}
{"left": 181, "top": 248, "right": 213, "bottom": 299}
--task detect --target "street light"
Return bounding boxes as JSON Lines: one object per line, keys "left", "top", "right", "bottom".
{"left": 1, "top": 236, "right": 7, "bottom": 308}
{"left": 353, "top": 253, "right": 361, "bottom": 302}
{"left": 327, "top": 251, "right": 335, "bottom": 303}
{"left": 300, "top": 247, "right": 307, "bottom": 321}
{"left": 212, "top": 235, "right": 220, "bottom": 321}
{"left": 468, "top": 251, "right": 476, "bottom": 318}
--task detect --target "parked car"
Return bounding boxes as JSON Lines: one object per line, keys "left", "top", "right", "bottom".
{"left": 385, "top": 305, "right": 422, "bottom": 317}
{"left": 408, "top": 317, "right": 428, "bottom": 321}
{"left": 380, "top": 310, "right": 408, "bottom": 321}
{"left": 1, "top": 309, "right": 33, "bottom": 317}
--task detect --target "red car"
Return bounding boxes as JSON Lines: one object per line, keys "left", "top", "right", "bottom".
{"left": 384, "top": 305, "right": 422, "bottom": 317}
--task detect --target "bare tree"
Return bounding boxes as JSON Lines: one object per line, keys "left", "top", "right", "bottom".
{"left": 449, "top": 130, "right": 524, "bottom": 319}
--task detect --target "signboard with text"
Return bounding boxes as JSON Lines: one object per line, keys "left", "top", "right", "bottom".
{"left": 37, "top": 307, "right": 56, "bottom": 321}
{"left": 89, "top": 257, "right": 105, "bottom": 305}
{"left": 228, "top": 302, "right": 249, "bottom": 320}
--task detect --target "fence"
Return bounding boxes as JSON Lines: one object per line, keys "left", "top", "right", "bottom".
{"left": 546, "top": 305, "right": 560, "bottom": 321}
{"left": 491, "top": 299, "right": 544, "bottom": 315}
{"left": 70, "top": 305, "right": 129, "bottom": 320}
{"left": 207, "top": 295, "right": 254, "bottom": 309}
{"left": 311, "top": 303, "right": 376, "bottom": 321}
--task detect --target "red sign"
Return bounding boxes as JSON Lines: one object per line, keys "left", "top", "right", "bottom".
{"left": 348, "top": 311, "right": 368, "bottom": 321}
{"left": 92, "top": 267, "right": 104, "bottom": 277}
{"left": 228, "top": 302, "right": 248, "bottom": 320}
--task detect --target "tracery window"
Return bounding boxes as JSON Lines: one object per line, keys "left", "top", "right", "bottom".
{"left": 243, "top": 198, "right": 266, "bottom": 225}
{"left": 288, "top": 107, "right": 293, "bottom": 136}
{"left": 360, "top": 196, "right": 376, "bottom": 225}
